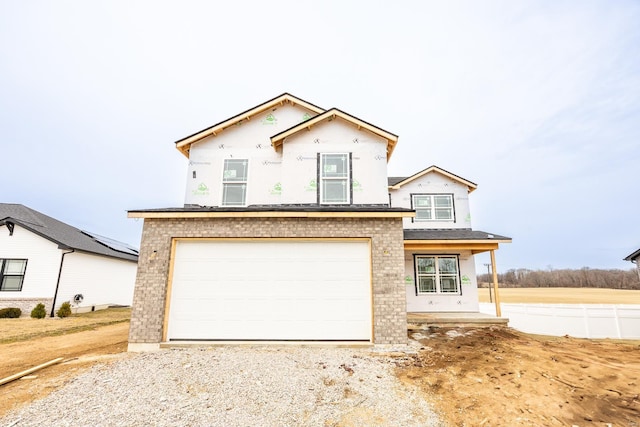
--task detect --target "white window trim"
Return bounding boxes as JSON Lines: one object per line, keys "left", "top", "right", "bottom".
{"left": 221, "top": 158, "right": 249, "bottom": 207}
{"left": 414, "top": 255, "right": 460, "bottom": 294}
{"left": 412, "top": 194, "right": 454, "bottom": 222}
{"left": 319, "top": 153, "right": 351, "bottom": 205}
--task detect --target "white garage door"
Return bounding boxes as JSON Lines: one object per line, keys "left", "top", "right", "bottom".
{"left": 166, "top": 239, "right": 372, "bottom": 341}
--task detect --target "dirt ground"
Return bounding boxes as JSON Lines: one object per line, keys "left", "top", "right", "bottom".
{"left": 397, "top": 326, "right": 640, "bottom": 427}
{"left": 2, "top": 310, "right": 640, "bottom": 426}
{"left": 0, "top": 321, "right": 129, "bottom": 417}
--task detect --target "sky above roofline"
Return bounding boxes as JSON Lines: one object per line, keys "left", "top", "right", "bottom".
{"left": 1, "top": 1, "right": 638, "bottom": 272}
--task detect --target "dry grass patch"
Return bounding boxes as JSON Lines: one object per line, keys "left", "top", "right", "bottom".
{"left": 478, "top": 287, "right": 640, "bottom": 304}
{"left": 0, "top": 307, "right": 130, "bottom": 344}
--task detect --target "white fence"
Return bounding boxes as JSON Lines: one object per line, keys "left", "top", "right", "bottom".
{"left": 479, "top": 303, "right": 640, "bottom": 339}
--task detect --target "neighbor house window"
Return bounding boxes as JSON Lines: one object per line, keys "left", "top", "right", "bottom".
{"left": 0, "top": 259, "right": 27, "bottom": 291}
{"left": 222, "top": 159, "right": 248, "bottom": 206}
{"left": 320, "top": 153, "right": 350, "bottom": 204}
{"left": 415, "top": 256, "right": 459, "bottom": 294}
{"left": 412, "top": 194, "right": 454, "bottom": 221}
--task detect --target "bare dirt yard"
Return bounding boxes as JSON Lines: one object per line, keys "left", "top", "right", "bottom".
{"left": 2, "top": 306, "right": 639, "bottom": 426}
{"left": 398, "top": 326, "right": 640, "bottom": 426}
{"left": 0, "top": 308, "right": 130, "bottom": 417}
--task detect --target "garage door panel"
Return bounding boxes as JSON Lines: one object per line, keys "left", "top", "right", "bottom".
{"left": 169, "top": 319, "right": 371, "bottom": 341}
{"left": 167, "top": 240, "right": 372, "bottom": 341}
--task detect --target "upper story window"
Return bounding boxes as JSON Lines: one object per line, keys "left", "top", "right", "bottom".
{"left": 320, "top": 153, "right": 350, "bottom": 204}
{"left": 415, "top": 255, "right": 459, "bottom": 294}
{"left": 412, "top": 194, "right": 454, "bottom": 221}
{"left": 222, "top": 159, "right": 248, "bottom": 206}
{"left": 0, "top": 259, "right": 27, "bottom": 291}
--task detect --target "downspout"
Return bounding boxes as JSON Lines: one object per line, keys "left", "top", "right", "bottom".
{"left": 51, "top": 249, "right": 75, "bottom": 317}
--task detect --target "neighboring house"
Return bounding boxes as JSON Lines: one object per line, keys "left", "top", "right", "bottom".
{"left": 127, "top": 93, "right": 510, "bottom": 350}
{"left": 624, "top": 248, "right": 640, "bottom": 280}
{"left": 0, "top": 204, "right": 138, "bottom": 316}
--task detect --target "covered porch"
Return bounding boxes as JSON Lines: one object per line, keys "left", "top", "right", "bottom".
{"left": 403, "top": 229, "right": 512, "bottom": 319}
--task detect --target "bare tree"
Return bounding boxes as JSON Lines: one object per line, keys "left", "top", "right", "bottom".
{"left": 477, "top": 268, "right": 640, "bottom": 289}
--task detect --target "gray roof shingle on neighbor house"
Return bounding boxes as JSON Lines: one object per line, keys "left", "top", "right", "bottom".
{"left": 0, "top": 203, "right": 138, "bottom": 262}
{"left": 624, "top": 248, "right": 640, "bottom": 262}
{"left": 404, "top": 228, "right": 512, "bottom": 242}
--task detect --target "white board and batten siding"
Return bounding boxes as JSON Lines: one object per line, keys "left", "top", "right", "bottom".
{"left": 166, "top": 239, "right": 372, "bottom": 342}
{"left": 56, "top": 252, "right": 137, "bottom": 311}
{"left": 0, "top": 223, "right": 62, "bottom": 300}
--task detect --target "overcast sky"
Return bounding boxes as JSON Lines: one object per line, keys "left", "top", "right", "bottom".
{"left": 1, "top": 1, "right": 638, "bottom": 272}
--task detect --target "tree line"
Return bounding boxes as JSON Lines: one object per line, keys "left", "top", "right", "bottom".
{"left": 477, "top": 267, "right": 640, "bottom": 290}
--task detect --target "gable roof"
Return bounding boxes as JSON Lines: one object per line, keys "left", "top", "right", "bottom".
{"left": 0, "top": 204, "right": 138, "bottom": 262}
{"left": 270, "top": 108, "right": 399, "bottom": 160}
{"left": 624, "top": 248, "right": 640, "bottom": 262}
{"left": 175, "top": 93, "right": 325, "bottom": 157}
{"left": 388, "top": 165, "right": 477, "bottom": 193}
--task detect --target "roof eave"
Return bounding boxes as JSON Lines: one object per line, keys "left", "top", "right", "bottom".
{"left": 389, "top": 165, "right": 478, "bottom": 193}
{"left": 1, "top": 218, "right": 67, "bottom": 249}
{"left": 128, "top": 210, "right": 415, "bottom": 219}
{"left": 175, "top": 93, "right": 326, "bottom": 158}
{"left": 270, "top": 109, "right": 399, "bottom": 161}
{"left": 624, "top": 249, "right": 640, "bottom": 262}
{"left": 403, "top": 238, "right": 511, "bottom": 255}
{"left": 404, "top": 239, "right": 512, "bottom": 244}
{"left": 0, "top": 218, "right": 137, "bottom": 262}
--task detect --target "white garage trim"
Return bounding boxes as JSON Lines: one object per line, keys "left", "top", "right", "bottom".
{"left": 163, "top": 238, "right": 373, "bottom": 342}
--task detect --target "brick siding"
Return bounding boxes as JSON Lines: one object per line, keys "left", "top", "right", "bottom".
{"left": 129, "top": 217, "right": 407, "bottom": 345}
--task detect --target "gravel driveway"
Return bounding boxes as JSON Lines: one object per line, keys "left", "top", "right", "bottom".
{"left": 1, "top": 346, "right": 443, "bottom": 426}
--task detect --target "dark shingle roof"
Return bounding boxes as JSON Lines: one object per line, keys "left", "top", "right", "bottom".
{"left": 404, "top": 228, "right": 512, "bottom": 242}
{"left": 624, "top": 248, "right": 640, "bottom": 262}
{"left": 388, "top": 177, "right": 407, "bottom": 186}
{"left": 129, "top": 204, "right": 413, "bottom": 214}
{"left": 0, "top": 204, "right": 138, "bottom": 262}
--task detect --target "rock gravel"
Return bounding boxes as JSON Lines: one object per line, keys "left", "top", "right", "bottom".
{"left": 2, "top": 346, "right": 443, "bottom": 426}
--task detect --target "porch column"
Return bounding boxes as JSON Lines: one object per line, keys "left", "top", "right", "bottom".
{"left": 490, "top": 249, "right": 502, "bottom": 317}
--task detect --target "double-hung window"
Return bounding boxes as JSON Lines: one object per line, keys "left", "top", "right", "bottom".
{"left": 222, "top": 159, "right": 248, "bottom": 206}
{"left": 320, "top": 153, "right": 350, "bottom": 204}
{"left": 415, "top": 256, "right": 459, "bottom": 294}
{"left": 413, "top": 194, "right": 454, "bottom": 221}
{"left": 0, "top": 259, "right": 27, "bottom": 291}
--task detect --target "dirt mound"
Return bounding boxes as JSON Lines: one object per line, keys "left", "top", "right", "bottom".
{"left": 397, "top": 326, "right": 640, "bottom": 426}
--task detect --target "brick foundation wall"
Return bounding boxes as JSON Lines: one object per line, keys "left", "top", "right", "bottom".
{"left": 0, "top": 298, "right": 53, "bottom": 317}
{"left": 129, "top": 217, "right": 407, "bottom": 345}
